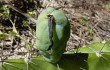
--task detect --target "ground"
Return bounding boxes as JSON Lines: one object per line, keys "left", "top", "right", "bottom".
{"left": 0, "top": 0, "right": 110, "bottom": 60}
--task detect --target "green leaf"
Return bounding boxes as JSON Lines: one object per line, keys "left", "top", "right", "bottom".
{"left": 2, "top": 41, "right": 110, "bottom": 70}
{"left": 78, "top": 41, "right": 110, "bottom": 53}
{"left": 78, "top": 40, "right": 110, "bottom": 70}
{"left": 2, "top": 53, "right": 88, "bottom": 70}
{"left": 88, "top": 53, "right": 110, "bottom": 70}
{"left": 0, "top": 31, "right": 8, "bottom": 41}
{"left": 8, "top": 31, "right": 17, "bottom": 37}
